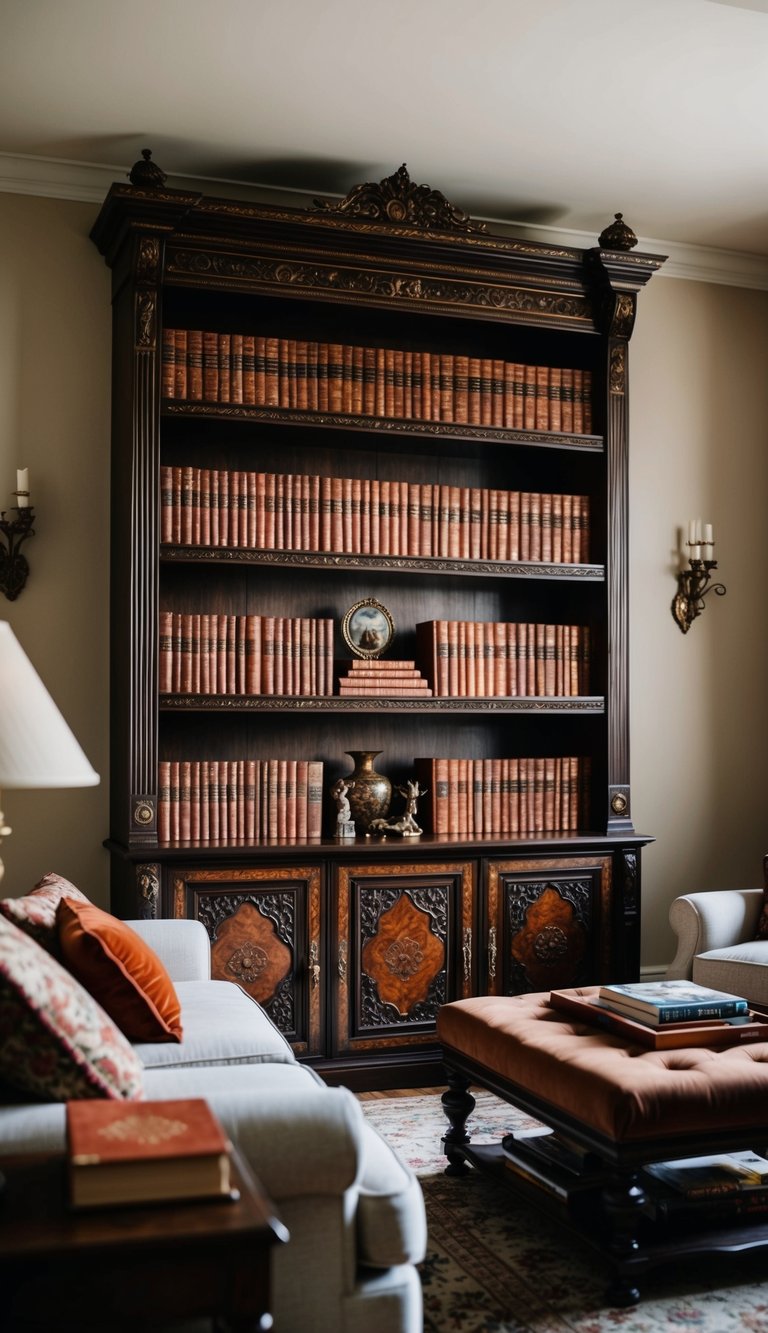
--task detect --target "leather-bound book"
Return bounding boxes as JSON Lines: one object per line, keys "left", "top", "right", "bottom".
{"left": 218, "top": 333, "right": 231, "bottom": 404}
{"left": 230, "top": 333, "right": 243, "bottom": 404}
{"left": 67, "top": 1098, "right": 234, "bottom": 1210}
{"left": 174, "top": 330, "right": 188, "bottom": 400}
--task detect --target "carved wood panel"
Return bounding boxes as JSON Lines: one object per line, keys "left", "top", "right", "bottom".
{"left": 171, "top": 864, "right": 322, "bottom": 1056}
{"left": 484, "top": 855, "right": 612, "bottom": 994}
{"left": 334, "top": 860, "right": 473, "bottom": 1054}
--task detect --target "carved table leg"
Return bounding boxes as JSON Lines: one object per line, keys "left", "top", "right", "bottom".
{"left": 441, "top": 1066, "right": 475, "bottom": 1176}
{"left": 601, "top": 1170, "right": 647, "bottom": 1306}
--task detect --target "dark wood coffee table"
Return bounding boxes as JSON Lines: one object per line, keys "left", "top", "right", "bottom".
{"left": 0, "top": 1145, "right": 288, "bottom": 1332}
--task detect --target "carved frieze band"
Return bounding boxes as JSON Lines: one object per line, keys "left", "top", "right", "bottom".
{"left": 135, "top": 863, "right": 161, "bottom": 919}
{"left": 166, "top": 249, "right": 591, "bottom": 323}
{"left": 163, "top": 402, "right": 602, "bottom": 452}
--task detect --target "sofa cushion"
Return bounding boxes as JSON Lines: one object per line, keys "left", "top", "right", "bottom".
{"left": 0, "top": 915, "right": 144, "bottom": 1101}
{"left": 57, "top": 898, "right": 183, "bottom": 1044}
{"left": 0, "top": 872, "right": 90, "bottom": 954}
{"left": 134, "top": 980, "right": 295, "bottom": 1068}
{"left": 694, "top": 942, "right": 768, "bottom": 1007}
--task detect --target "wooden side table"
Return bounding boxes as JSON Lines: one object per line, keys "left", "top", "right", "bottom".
{"left": 0, "top": 1146, "right": 288, "bottom": 1332}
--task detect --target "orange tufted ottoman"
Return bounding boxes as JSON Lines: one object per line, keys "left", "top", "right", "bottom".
{"left": 438, "top": 989, "right": 768, "bottom": 1304}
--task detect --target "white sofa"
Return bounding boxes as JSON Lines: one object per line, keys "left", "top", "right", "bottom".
{"left": 1, "top": 918, "right": 427, "bottom": 1333}
{"left": 667, "top": 887, "right": 768, "bottom": 1005}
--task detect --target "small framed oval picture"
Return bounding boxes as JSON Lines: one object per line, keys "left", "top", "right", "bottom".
{"left": 341, "top": 597, "right": 395, "bottom": 660}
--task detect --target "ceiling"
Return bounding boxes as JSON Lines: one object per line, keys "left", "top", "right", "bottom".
{"left": 3, "top": 0, "right": 768, "bottom": 259}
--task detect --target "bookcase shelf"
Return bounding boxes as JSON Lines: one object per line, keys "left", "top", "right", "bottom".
{"left": 159, "top": 694, "right": 605, "bottom": 714}
{"left": 92, "top": 164, "right": 663, "bottom": 1087}
{"left": 163, "top": 400, "right": 604, "bottom": 454}
{"left": 159, "top": 546, "right": 606, "bottom": 581}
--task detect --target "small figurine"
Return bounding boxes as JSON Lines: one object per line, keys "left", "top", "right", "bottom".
{"left": 331, "top": 776, "right": 356, "bottom": 840}
{"left": 369, "top": 779, "right": 427, "bottom": 837}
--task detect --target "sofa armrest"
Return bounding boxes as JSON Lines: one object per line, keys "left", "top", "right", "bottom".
{"left": 126, "top": 918, "right": 211, "bottom": 981}
{"left": 666, "top": 889, "right": 764, "bottom": 979}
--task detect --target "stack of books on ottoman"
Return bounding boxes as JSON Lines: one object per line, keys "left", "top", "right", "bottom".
{"left": 550, "top": 981, "right": 768, "bottom": 1049}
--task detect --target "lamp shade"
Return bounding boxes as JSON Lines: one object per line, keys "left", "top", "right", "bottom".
{"left": 0, "top": 622, "right": 99, "bottom": 788}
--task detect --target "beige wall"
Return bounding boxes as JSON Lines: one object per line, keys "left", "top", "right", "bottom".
{"left": 0, "top": 193, "right": 110, "bottom": 904}
{"left": 630, "top": 276, "right": 768, "bottom": 969}
{"left": 1, "top": 191, "right": 766, "bottom": 966}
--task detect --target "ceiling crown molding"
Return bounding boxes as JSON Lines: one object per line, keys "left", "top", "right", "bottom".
{"left": 2, "top": 152, "right": 767, "bottom": 292}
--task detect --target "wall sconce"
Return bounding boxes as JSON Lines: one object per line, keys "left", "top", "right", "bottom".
{"left": 672, "top": 519, "right": 726, "bottom": 634}
{"left": 0, "top": 470, "right": 35, "bottom": 602}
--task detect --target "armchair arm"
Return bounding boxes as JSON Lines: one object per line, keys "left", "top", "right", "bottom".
{"left": 126, "top": 918, "right": 211, "bottom": 981}
{"left": 666, "top": 889, "right": 764, "bottom": 979}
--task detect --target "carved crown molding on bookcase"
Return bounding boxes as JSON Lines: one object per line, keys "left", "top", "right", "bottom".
{"left": 313, "top": 163, "right": 487, "bottom": 234}
{"left": 3, "top": 153, "right": 768, "bottom": 289}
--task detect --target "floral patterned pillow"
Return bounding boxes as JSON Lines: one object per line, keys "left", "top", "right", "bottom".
{"left": 0, "top": 872, "right": 91, "bottom": 954}
{"left": 0, "top": 915, "right": 145, "bottom": 1101}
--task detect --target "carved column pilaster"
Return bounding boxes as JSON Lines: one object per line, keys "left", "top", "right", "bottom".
{"left": 128, "top": 230, "right": 163, "bottom": 846}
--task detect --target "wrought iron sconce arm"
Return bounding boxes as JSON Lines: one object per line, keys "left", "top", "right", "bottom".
{"left": 0, "top": 503, "right": 35, "bottom": 601}
{"left": 672, "top": 557, "right": 726, "bottom": 634}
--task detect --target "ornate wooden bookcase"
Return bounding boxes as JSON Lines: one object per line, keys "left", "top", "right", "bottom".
{"left": 91, "top": 162, "right": 663, "bottom": 1087}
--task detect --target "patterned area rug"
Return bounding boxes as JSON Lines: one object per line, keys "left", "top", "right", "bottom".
{"left": 361, "top": 1089, "right": 768, "bottom": 1333}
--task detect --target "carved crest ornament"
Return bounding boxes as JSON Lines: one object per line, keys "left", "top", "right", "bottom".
{"left": 314, "top": 163, "right": 487, "bottom": 234}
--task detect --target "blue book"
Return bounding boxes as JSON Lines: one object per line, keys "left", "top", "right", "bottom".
{"left": 597, "top": 980, "right": 749, "bottom": 1026}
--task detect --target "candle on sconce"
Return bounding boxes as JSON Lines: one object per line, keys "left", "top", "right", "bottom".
{"left": 690, "top": 543, "right": 702, "bottom": 560}
{"left": 15, "top": 468, "right": 29, "bottom": 509}
{"left": 702, "top": 521, "right": 714, "bottom": 562}
{"left": 687, "top": 520, "right": 696, "bottom": 544}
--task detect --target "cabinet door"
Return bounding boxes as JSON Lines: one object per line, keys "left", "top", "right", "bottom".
{"left": 483, "top": 855, "right": 612, "bottom": 995}
{"left": 171, "top": 864, "right": 322, "bottom": 1057}
{"left": 333, "top": 860, "right": 474, "bottom": 1056}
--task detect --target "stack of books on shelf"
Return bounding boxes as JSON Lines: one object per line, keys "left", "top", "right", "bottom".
{"left": 596, "top": 981, "right": 750, "bottom": 1027}
{"left": 157, "top": 759, "right": 323, "bottom": 843}
{"left": 641, "top": 1151, "right": 768, "bottom": 1226}
{"left": 415, "top": 755, "right": 588, "bottom": 835}
{"left": 162, "top": 329, "right": 594, "bottom": 434}
{"left": 160, "top": 466, "right": 590, "bottom": 564}
{"left": 337, "top": 659, "right": 432, "bottom": 698}
{"left": 416, "top": 620, "right": 590, "bottom": 697}
{"left": 501, "top": 1125, "right": 609, "bottom": 1209}
{"left": 159, "top": 612, "right": 335, "bottom": 697}
{"left": 67, "top": 1098, "right": 235, "bottom": 1209}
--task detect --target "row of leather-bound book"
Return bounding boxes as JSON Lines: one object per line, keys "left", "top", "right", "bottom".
{"left": 161, "top": 466, "right": 590, "bottom": 564}
{"left": 162, "top": 329, "right": 594, "bottom": 434}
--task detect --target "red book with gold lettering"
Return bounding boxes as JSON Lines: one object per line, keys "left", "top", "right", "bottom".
{"left": 66, "top": 1098, "right": 234, "bottom": 1209}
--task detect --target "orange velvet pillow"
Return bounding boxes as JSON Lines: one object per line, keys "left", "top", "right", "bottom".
{"left": 57, "top": 899, "right": 183, "bottom": 1043}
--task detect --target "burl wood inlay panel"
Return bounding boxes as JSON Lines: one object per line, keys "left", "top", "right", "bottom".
{"left": 361, "top": 892, "right": 445, "bottom": 1016}
{"left": 212, "top": 900, "right": 292, "bottom": 1005}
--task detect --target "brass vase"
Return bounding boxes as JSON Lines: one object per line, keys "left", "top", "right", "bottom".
{"left": 345, "top": 750, "right": 391, "bottom": 832}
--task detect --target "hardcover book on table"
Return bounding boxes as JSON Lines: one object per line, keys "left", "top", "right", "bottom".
{"left": 597, "top": 980, "right": 749, "bottom": 1026}
{"left": 66, "top": 1097, "right": 235, "bottom": 1209}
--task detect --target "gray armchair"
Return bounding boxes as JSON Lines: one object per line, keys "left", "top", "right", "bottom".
{"left": 667, "top": 888, "right": 768, "bottom": 1006}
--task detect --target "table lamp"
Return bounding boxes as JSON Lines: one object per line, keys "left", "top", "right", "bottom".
{"left": 0, "top": 621, "right": 99, "bottom": 881}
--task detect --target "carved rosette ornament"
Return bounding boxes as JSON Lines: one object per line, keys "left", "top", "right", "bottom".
{"left": 532, "top": 924, "right": 569, "bottom": 962}
{"left": 598, "top": 212, "right": 638, "bottom": 251}
{"left": 313, "top": 163, "right": 486, "bottom": 233}
{"left": 227, "top": 943, "right": 269, "bottom": 983}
